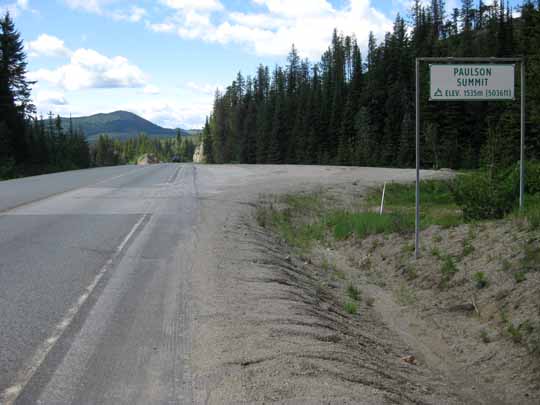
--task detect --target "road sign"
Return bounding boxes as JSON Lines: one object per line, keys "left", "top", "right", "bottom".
{"left": 415, "top": 57, "right": 525, "bottom": 260}
{"left": 430, "top": 64, "right": 515, "bottom": 101}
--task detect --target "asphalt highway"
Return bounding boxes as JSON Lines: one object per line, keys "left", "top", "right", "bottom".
{"left": 0, "top": 164, "right": 197, "bottom": 404}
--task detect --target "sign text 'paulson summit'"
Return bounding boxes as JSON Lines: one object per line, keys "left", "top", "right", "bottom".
{"left": 430, "top": 64, "right": 515, "bottom": 101}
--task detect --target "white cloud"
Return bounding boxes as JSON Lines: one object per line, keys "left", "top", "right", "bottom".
{"left": 186, "top": 81, "right": 222, "bottom": 95}
{"left": 143, "top": 84, "right": 160, "bottom": 94}
{"left": 65, "top": 1, "right": 145, "bottom": 22}
{"left": 64, "top": 0, "right": 106, "bottom": 14}
{"left": 112, "top": 6, "right": 146, "bottom": 22}
{"left": 150, "top": 0, "right": 393, "bottom": 59}
{"left": 252, "top": 0, "right": 333, "bottom": 18}
{"left": 123, "top": 100, "right": 210, "bottom": 129}
{"left": 147, "top": 21, "right": 176, "bottom": 33}
{"left": 27, "top": 34, "right": 71, "bottom": 57}
{"left": 160, "top": 0, "right": 224, "bottom": 12}
{"left": 1, "top": 0, "right": 30, "bottom": 17}
{"left": 228, "top": 12, "right": 286, "bottom": 30}
{"left": 28, "top": 48, "right": 147, "bottom": 91}
{"left": 36, "top": 90, "right": 68, "bottom": 105}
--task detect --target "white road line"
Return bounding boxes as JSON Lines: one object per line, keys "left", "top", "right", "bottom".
{"left": 0, "top": 213, "right": 150, "bottom": 405}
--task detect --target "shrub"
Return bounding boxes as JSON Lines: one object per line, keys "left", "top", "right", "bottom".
{"left": 522, "top": 195, "right": 540, "bottom": 230}
{"left": 507, "top": 323, "right": 522, "bottom": 343}
{"left": 452, "top": 170, "right": 518, "bottom": 220}
{"left": 346, "top": 284, "right": 360, "bottom": 301}
{"left": 0, "top": 157, "right": 16, "bottom": 180}
{"left": 509, "top": 160, "right": 540, "bottom": 195}
{"left": 462, "top": 240, "right": 475, "bottom": 257}
{"left": 528, "top": 207, "right": 540, "bottom": 230}
{"left": 441, "top": 255, "right": 458, "bottom": 276}
{"left": 473, "top": 271, "right": 488, "bottom": 289}
{"left": 514, "top": 271, "right": 527, "bottom": 283}
{"left": 440, "top": 255, "right": 459, "bottom": 286}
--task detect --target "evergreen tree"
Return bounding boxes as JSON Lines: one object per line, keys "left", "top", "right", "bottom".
{"left": 0, "top": 12, "right": 34, "bottom": 162}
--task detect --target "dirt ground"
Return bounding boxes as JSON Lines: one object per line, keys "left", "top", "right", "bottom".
{"left": 311, "top": 185, "right": 540, "bottom": 405}
{"left": 189, "top": 165, "right": 539, "bottom": 404}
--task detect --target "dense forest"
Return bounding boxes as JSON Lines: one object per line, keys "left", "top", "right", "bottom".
{"left": 202, "top": 0, "right": 540, "bottom": 169}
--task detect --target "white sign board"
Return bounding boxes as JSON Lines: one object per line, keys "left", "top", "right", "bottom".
{"left": 430, "top": 64, "right": 515, "bottom": 101}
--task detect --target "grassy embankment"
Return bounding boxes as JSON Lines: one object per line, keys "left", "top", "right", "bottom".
{"left": 256, "top": 178, "right": 540, "bottom": 251}
{"left": 255, "top": 176, "right": 540, "bottom": 356}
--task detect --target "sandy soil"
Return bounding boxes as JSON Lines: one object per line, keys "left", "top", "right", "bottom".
{"left": 187, "top": 164, "right": 539, "bottom": 404}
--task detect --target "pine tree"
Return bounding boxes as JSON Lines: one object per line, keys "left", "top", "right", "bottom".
{"left": 0, "top": 12, "right": 34, "bottom": 163}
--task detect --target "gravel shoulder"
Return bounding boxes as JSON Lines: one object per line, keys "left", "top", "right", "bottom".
{"left": 189, "top": 165, "right": 468, "bottom": 404}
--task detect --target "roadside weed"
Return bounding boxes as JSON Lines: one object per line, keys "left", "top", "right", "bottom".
{"left": 441, "top": 255, "right": 458, "bottom": 277}
{"left": 346, "top": 284, "right": 361, "bottom": 301}
{"left": 344, "top": 301, "right": 358, "bottom": 315}
{"left": 514, "top": 271, "right": 527, "bottom": 283}
{"left": 473, "top": 271, "right": 488, "bottom": 289}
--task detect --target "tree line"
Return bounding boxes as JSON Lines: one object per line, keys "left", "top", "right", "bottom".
{"left": 202, "top": 0, "right": 540, "bottom": 169}
{"left": 92, "top": 133, "right": 197, "bottom": 166}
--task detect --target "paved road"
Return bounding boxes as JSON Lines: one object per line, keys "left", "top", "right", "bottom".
{"left": 0, "top": 164, "right": 196, "bottom": 404}
{"left": 0, "top": 163, "right": 434, "bottom": 404}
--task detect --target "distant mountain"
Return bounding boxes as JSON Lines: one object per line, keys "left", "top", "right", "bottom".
{"left": 60, "top": 111, "right": 197, "bottom": 142}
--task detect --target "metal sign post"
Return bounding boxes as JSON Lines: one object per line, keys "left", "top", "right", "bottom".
{"left": 415, "top": 57, "right": 525, "bottom": 260}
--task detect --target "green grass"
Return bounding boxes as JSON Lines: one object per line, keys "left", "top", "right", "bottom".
{"left": 257, "top": 181, "right": 538, "bottom": 258}
{"left": 396, "top": 284, "right": 417, "bottom": 305}
{"left": 321, "top": 258, "right": 332, "bottom": 272}
{"left": 326, "top": 211, "right": 414, "bottom": 240}
{"left": 343, "top": 300, "right": 358, "bottom": 315}
{"left": 440, "top": 255, "right": 459, "bottom": 286}
{"left": 473, "top": 271, "right": 488, "bottom": 289}
{"left": 521, "top": 240, "right": 540, "bottom": 272}
{"left": 402, "top": 264, "right": 418, "bottom": 280}
{"left": 334, "top": 269, "right": 347, "bottom": 280}
{"left": 255, "top": 204, "right": 325, "bottom": 251}
{"left": 527, "top": 206, "right": 540, "bottom": 230}
{"left": 365, "top": 179, "right": 463, "bottom": 229}
{"left": 346, "top": 284, "right": 361, "bottom": 301}
{"left": 514, "top": 271, "right": 527, "bottom": 283}
{"left": 501, "top": 258, "right": 512, "bottom": 272}
{"left": 462, "top": 239, "right": 475, "bottom": 257}
{"left": 513, "top": 194, "right": 540, "bottom": 231}
{"left": 402, "top": 243, "right": 415, "bottom": 254}
{"left": 507, "top": 323, "right": 523, "bottom": 343}
{"left": 257, "top": 182, "right": 461, "bottom": 251}
{"left": 366, "top": 179, "right": 455, "bottom": 207}
{"left": 281, "top": 193, "right": 324, "bottom": 212}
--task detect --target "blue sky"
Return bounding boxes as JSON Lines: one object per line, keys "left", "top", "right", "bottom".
{"left": 0, "top": 0, "right": 524, "bottom": 129}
